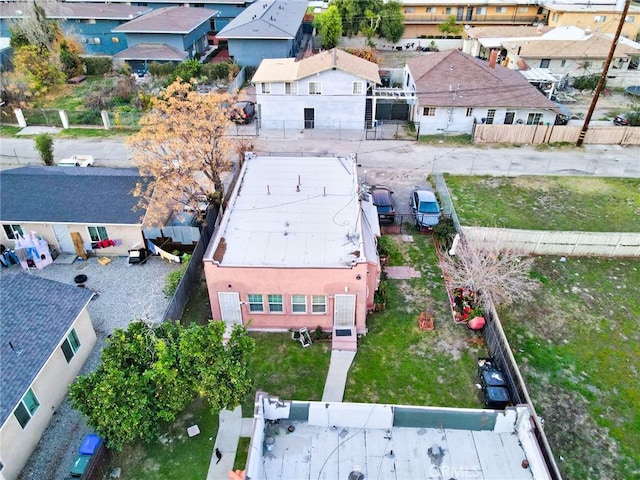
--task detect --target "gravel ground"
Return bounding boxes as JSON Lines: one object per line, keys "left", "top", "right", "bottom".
{"left": 1, "top": 255, "right": 181, "bottom": 480}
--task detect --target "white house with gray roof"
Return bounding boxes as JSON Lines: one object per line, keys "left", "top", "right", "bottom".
{"left": 252, "top": 48, "right": 381, "bottom": 130}
{"left": 0, "top": 274, "right": 96, "bottom": 480}
{"left": 0, "top": 166, "right": 148, "bottom": 258}
{"left": 216, "top": 0, "right": 308, "bottom": 66}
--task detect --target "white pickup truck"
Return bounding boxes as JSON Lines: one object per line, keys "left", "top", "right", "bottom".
{"left": 57, "top": 154, "right": 94, "bottom": 167}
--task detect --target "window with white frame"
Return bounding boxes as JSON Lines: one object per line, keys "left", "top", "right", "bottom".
{"left": 260, "top": 82, "right": 271, "bottom": 94}
{"left": 426, "top": 7, "right": 436, "bottom": 13}
{"left": 268, "top": 294, "right": 283, "bottom": 313}
{"left": 486, "top": 109, "right": 496, "bottom": 124}
{"left": 3, "top": 224, "right": 23, "bottom": 239}
{"left": 466, "top": 107, "right": 473, "bottom": 117}
{"left": 13, "top": 388, "right": 40, "bottom": 429}
{"left": 405, "top": 7, "right": 415, "bottom": 13}
{"left": 284, "top": 82, "right": 297, "bottom": 95}
{"left": 61, "top": 329, "right": 81, "bottom": 363}
{"left": 87, "top": 37, "right": 101, "bottom": 44}
{"left": 248, "top": 294, "right": 264, "bottom": 313}
{"left": 527, "top": 113, "right": 543, "bottom": 125}
{"left": 476, "top": 7, "right": 486, "bottom": 14}
{"left": 291, "top": 295, "right": 306, "bottom": 313}
{"left": 540, "top": 59, "right": 550, "bottom": 68}
{"left": 625, "top": 16, "right": 635, "bottom": 23}
{"left": 560, "top": 59, "right": 567, "bottom": 67}
{"left": 552, "top": 13, "right": 559, "bottom": 22}
{"left": 594, "top": 15, "right": 606, "bottom": 22}
{"left": 444, "top": 7, "right": 452, "bottom": 14}
{"left": 496, "top": 7, "right": 506, "bottom": 13}
{"left": 423, "top": 107, "right": 436, "bottom": 116}
{"left": 352, "top": 81, "right": 364, "bottom": 95}
{"left": 517, "top": 6, "right": 529, "bottom": 13}
{"left": 312, "top": 295, "right": 326, "bottom": 314}
{"left": 88, "top": 226, "right": 109, "bottom": 242}
{"left": 308, "top": 82, "right": 322, "bottom": 95}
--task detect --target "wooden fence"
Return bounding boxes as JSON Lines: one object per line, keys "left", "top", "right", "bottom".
{"left": 462, "top": 226, "right": 640, "bottom": 256}
{"left": 474, "top": 124, "right": 640, "bottom": 146}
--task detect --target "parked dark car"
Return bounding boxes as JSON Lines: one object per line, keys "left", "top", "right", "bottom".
{"left": 370, "top": 185, "right": 395, "bottom": 224}
{"left": 231, "top": 101, "right": 256, "bottom": 124}
{"left": 613, "top": 114, "right": 629, "bottom": 126}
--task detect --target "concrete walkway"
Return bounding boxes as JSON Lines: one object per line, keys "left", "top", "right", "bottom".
{"left": 321, "top": 350, "right": 357, "bottom": 402}
{"left": 207, "top": 348, "right": 356, "bottom": 478}
{"left": 206, "top": 406, "right": 253, "bottom": 480}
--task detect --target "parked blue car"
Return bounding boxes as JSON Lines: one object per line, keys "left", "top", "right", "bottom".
{"left": 410, "top": 189, "right": 441, "bottom": 228}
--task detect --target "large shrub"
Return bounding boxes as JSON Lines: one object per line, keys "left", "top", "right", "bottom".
{"left": 34, "top": 133, "right": 54, "bottom": 165}
{"left": 83, "top": 56, "right": 113, "bottom": 75}
{"left": 572, "top": 74, "right": 602, "bottom": 91}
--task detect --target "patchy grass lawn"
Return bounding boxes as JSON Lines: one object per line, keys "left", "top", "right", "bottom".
{"left": 500, "top": 256, "right": 640, "bottom": 480}
{"left": 445, "top": 175, "right": 640, "bottom": 232}
{"left": 107, "top": 397, "right": 218, "bottom": 480}
{"left": 31, "top": 76, "right": 106, "bottom": 110}
{"left": 347, "top": 233, "right": 488, "bottom": 406}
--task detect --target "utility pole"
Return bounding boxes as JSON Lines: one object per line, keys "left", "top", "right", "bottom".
{"left": 576, "top": 0, "right": 631, "bottom": 146}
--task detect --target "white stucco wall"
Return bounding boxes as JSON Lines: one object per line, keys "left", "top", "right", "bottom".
{"left": 414, "top": 105, "right": 557, "bottom": 135}
{"left": 0, "top": 309, "right": 96, "bottom": 480}
{"left": 257, "top": 69, "right": 370, "bottom": 130}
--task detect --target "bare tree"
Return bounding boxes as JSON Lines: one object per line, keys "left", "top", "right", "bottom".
{"left": 128, "top": 78, "right": 237, "bottom": 225}
{"left": 441, "top": 237, "right": 540, "bottom": 311}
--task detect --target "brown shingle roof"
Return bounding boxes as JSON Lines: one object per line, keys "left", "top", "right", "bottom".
{"left": 509, "top": 33, "right": 640, "bottom": 59}
{"left": 407, "top": 50, "right": 557, "bottom": 108}
{"left": 252, "top": 48, "right": 381, "bottom": 84}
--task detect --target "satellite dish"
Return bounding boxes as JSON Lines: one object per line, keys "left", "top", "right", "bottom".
{"left": 464, "top": 24, "right": 471, "bottom": 29}
{"left": 15, "top": 9, "right": 23, "bottom": 15}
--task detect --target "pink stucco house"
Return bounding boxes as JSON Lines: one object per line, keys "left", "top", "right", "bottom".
{"left": 203, "top": 154, "right": 381, "bottom": 350}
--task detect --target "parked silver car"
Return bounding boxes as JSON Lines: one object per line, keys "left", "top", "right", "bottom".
{"left": 410, "top": 189, "right": 441, "bottom": 228}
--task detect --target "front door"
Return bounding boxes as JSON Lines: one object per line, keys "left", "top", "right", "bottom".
{"left": 218, "top": 292, "right": 242, "bottom": 325}
{"left": 466, "top": 7, "right": 473, "bottom": 20}
{"left": 304, "top": 108, "right": 314, "bottom": 129}
{"left": 334, "top": 294, "right": 356, "bottom": 328}
{"left": 51, "top": 224, "right": 74, "bottom": 253}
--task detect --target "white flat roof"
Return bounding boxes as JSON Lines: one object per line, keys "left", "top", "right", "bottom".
{"left": 247, "top": 397, "right": 551, "bottom": 480}
{"left": 209, "top": 155, "right": 363, "bottom": 267}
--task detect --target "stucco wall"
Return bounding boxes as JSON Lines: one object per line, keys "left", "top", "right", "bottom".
{"left": 257, "top": 69, "right": 369, "bottom": 130}
{"left": 415, "top": 105, "right": 557, "bottom": 134}
{"left": 204, "top": 261, "right": 372, "bottom": 333}
{"left": 0, "top": 309, "right": 96, "bottom": 480}
{"left": 2, "top": 223, "right": 144, "bottom": 257}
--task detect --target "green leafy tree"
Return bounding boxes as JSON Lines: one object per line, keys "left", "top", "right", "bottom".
{"left": 12, "top": 45, "right": 64, "bottom": 95}
{"left": 314, "top": 5, "right": 343, "bottom": 49}
{"left": 169, "top": 59, "right": 202, "bottom": 84}
{"left": 438, "top": 16, "right": 463, "bottom": 37}
{"left": 624, "top": 104, "right": 640, "bottom": 126}
{"left": 34, "top": 133, "right": 54, "bottom": 166}
{"left": 70, "top": 320, "right": 255, "bottom": 450}
{"left": 362, "top": 9, "right": 381, "bottom": 47}
{"left": 333, "top": 0, "right": 382, "bottom": 38}
{"left": 378, "top": 1, "right": 405, "bottom": 43}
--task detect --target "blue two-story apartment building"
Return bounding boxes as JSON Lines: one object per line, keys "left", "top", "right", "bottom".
{"left": 112, "top": 6, "right": 218, "bottom": 72}
{"left": 216, "top": 0, "right": 308, "bottom": 66}
{"left": 0, "top": 2, "right": 151, "bottom": 56}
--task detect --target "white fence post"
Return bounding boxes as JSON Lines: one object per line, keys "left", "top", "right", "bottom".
{"left": 59, "top": 110, "right": 69, "bottom": 129}
{"left": 14, "top": 108, "right": 27, "bottom": 128}
{"left": 101, "top": 111, "right": 111, "bottom": 130}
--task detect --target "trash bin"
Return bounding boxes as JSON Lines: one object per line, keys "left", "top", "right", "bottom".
{"left": 79, "top": 433, "right": 102, "bottom": 455}
{"left": 483, "top": 386, "right": 511, "bottom": 409}
{"left": 69, "top": 454, "right": 92, "bottom": 477}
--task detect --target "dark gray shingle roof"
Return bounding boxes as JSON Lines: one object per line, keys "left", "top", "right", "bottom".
{"left": 217, "top": 0, "right": 307, "bottom": 39}
{"left": 0, "top": 273, "right": 93, "bottom": 425}
{"left": 0, "top": 166, "right": 147, "bottom": 225}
